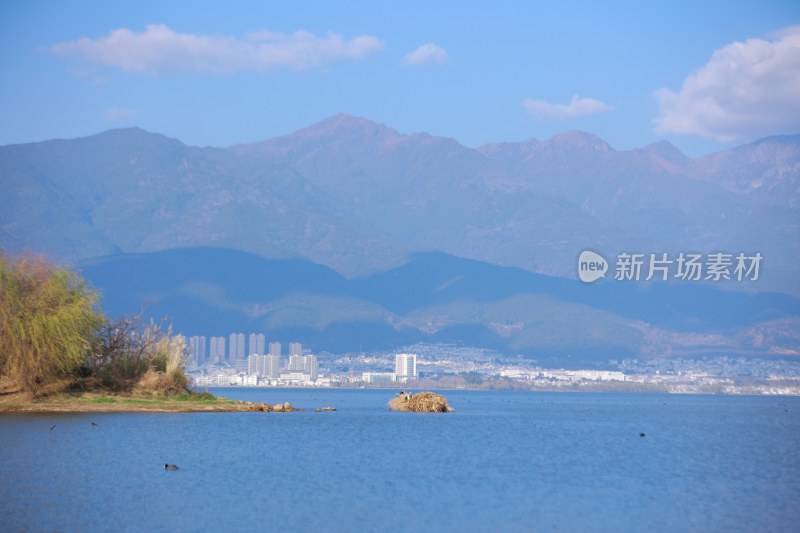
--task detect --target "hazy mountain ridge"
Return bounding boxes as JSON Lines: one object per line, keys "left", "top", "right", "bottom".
{"left": 1, "top": 123, "right": 403, "bottom": 275}
{"left": 2, "top": 114, "right": 799, "bottom": 295}
{"left": 77, "top": 248, "right": 800, "bottom": 361}
{"left": 693, "top": 134, "right": 800, "bottom": 205}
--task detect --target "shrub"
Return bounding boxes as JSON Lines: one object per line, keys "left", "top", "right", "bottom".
{"left": 0, "top": 253, "right": 102, "bottom": 396}
{"left": 133, "top": 334, "right": 189, "bottom": 395}
{"left": 91, "top": 316, "right": 189, "bottom": 394}
{"left": 0, "top": 252, "right": 191, "bottom": 397}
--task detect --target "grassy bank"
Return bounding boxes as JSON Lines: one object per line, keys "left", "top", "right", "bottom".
{"left": 0, "top": 389, "right": 285, "bottom": 413}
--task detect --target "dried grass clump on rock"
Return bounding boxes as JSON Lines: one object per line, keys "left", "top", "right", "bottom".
{"left": 388, "top": 391, "right": 452, "bottom": 413}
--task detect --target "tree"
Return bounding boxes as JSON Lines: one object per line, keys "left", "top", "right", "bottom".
{"left": 90, "top": 314, "right": 188, "bottom": 393}
{"left": 0, "top": 253, "right": 103, "bottom": 396}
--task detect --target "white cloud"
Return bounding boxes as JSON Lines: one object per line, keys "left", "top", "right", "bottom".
{"left": 104, "top": 107, "right": 139, "bottom": 121}
{"left": 654, "top": 26, "right": 800, "bottom": 142}
{"left": 50, "top": 24, "right": 384, "bottom": 75}
{"left": 522, "top": 95, "right": 614, "bottom": 119}
{"left": 402, "top": 43, "right": 448, "bottom": 66}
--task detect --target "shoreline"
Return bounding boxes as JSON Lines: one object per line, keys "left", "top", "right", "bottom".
{"left": 199, "top": 384, "right": 800, "bottom": 396}
{"left": 4, "top": 386, "right": 799, "bottom": 414}
{"left": 0, "top": 391, "right": 278, "bottom": 414}
{"left": 0, "top": 403, "right": 263, "bottom": 414}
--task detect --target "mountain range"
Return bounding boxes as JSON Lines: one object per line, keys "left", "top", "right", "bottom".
{"left": 2, "top": 114, "right": 799, "bottom": 361}
{"left": 77, "top": 247, "right": 800, "bottom": 364}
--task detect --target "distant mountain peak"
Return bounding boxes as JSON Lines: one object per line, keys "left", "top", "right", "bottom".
{"left": 476, "top": 131, "right": 613, "bottom": 162}
{"left": 697, "top": 133, "right": 800, "bottom": 168}
{"left": 234, "top": 113, "right": 468, "bottom": 157}
{"left": 317, "top": 113, "right": 383, "bottom": 128}
{"left": 101, "top": 126, "right": 149, "bottom": 134}
{"left": 545, "top": 130, "right": 612, "bottom": 152}
{"left": 292, "top": 113, "right": 400, "bottom": 141}
{"left": 81, "top": 127, "right": 188, "bottom": 151}
{"left": 93, "top": 127, "right": 169, "bottom": 140}
{"left": 639, "top": 140, "right": 687, "bottom": 162}
{"left": 690, "top": 133, "right": 800, "bottom": 199}
{"left": 739, "top": 134, "right": 800, "bottom": 162}
{"left": 750, "top": 134, "right": 800, "bottom": 147}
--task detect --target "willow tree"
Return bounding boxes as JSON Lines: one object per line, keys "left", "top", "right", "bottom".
{"left": 0, "top": 253, "right": 102, "bottom": 396}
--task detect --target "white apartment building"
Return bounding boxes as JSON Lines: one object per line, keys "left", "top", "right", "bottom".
{"left": 249, "top": 333, "right": 265, "bottom": 356}
{"left": 362, "top": 372, "right": 397, "bottom": 384}
{"left": 229, "top": 333, "right": 246, "bottom": 363}
{"left": 288, "top": 354, "right": 304, "bottom": 371}
{"left": 395, "top": 353, "right": 417, "bottom": 381}
{"left": 188, "top": 336, "right": 206, "bottom": 365}
{"left": 304, "top": 354, "right": 318, "bottom": 381}
{"left": 265, "top": 354, "right": 281, "bottom": 378}
{"left": 209, "top": 336, "right": 226, "bottom": 362}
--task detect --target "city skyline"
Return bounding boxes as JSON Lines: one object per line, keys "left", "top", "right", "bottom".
{"left": 188, "top": 333, "right": 305, "bottom": 365}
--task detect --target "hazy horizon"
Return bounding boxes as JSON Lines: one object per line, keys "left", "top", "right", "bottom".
{"left": 1, "top": 1, "right": 799, "bottom": 156}
{"left": 4, "top": 113, "right": 799, "bottom": 159}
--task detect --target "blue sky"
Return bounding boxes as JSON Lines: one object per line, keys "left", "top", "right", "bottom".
{"left": 1, "top": 0, "right": 798, "bottom": 155}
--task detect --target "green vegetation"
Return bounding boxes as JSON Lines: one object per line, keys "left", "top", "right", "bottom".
{"left": 0, "top": 252, "right": 191, "bottom": 399}
{"left": 0, "top": 253, "right": 103, "bottom": 396}
{"left": 0, "top": 252, "right": 297, "bottom": 413}
{"left": 0, "top": 388, "right": 254, "bottom": 412}
{"left": 174, "top": 392, "right": 218, "bottom": 402}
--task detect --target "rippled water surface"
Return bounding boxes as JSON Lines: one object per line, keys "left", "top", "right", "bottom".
{"left": 2, "top": 389, "right": 799, "bottom": 532}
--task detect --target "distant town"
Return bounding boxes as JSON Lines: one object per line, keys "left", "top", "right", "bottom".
{"left": 186, "top": 334, "right": 800, "bottom": 395}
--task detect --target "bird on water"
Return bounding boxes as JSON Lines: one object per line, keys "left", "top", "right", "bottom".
{"left": 164, "top": 464, "right": 179, "bottom": 470}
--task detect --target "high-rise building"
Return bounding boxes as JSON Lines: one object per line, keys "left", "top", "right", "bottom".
{"left": 248, "top": 354, "right": 265, "bottom": 375}
{"left": 303, "top": 354, "right": 318, "bottom": 381}
{"left": 288, "top": 354, "right": 304, "bottom": 371}
{"left": 248, "top": 354, "right": 281, "bottom": 378}
{"left": 249, "top": 333, "right": 265, "bottom": 355}
{"left": 266, "top": 354, "right": 281, "bottom": 378}
{"left": 229, "top": 333, "right": 246, "bottom": 363}
{"left": 289, "top": 342, "right": 302, "bottom": 356}
{"left": 188, "top": 336, "right": 206, "bottom": 365}
{"left": 395, "top": 353, "right": 417, "bottom": 381}
{"left": 268, "top": 342, "right": 281, "bottom": 357}
{"left": 209, "top": 336, "right": 226, "bottom": 363}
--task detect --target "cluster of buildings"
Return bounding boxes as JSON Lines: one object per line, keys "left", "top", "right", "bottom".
{"left": 186, "top": 339, "right": 420, "bottom": 388}
{"left": 248, "top": 352, "right": 319, "bottom": 382}
{"left": 185, "top": 337, "right": 800, "bottom": 395}
{"left": 188, "top": 334, "right": 301, "bottom": 370}
{"left": 499, "top": 368, "right": 625, "bottom": 382}
{"left": 188, "top": 334, "right": 319, "bottom": 386}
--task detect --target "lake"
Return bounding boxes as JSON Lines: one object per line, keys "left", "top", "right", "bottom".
{"left": 1, "top": 389, "right": 799, "bottom": 532}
